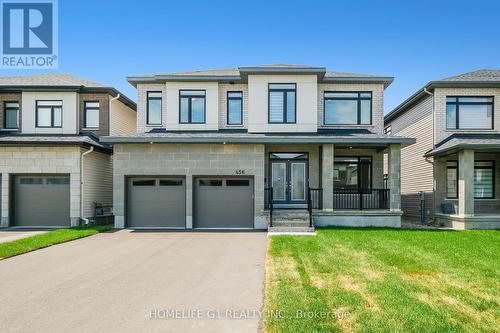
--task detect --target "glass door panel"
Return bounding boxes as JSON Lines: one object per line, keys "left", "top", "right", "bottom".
{"left": 291, "top": 162, "right": 306, "bottom": 201}
{"left": 271, "top": 162, "right": 286, "bottom": 201}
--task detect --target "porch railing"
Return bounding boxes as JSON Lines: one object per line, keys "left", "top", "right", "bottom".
{"left": 308, "top": 188, "right": 323, "bottom": 227}
{"left": 333, "top": 189, "right": 389, "bottom": 210}
{"left": 264, "top": 187, "right": 273, "bottom": 227}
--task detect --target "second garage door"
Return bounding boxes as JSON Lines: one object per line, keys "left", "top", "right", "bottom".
{"left": 194, "top": 177, "right": 254, "bottom": 229}
{"left": 127, "top": 177, "right": 185, "bottom": 228}
{"left": 14, "top": 175, "right": 70, "bottom": 227}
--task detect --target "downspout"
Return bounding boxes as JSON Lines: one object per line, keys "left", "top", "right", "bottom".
{"left": 423, "top": 87, "right": 435, "bottom": 223}
{"left": 80, "top": 146, "right": 94, "bottom": 225}
{"left": 109, "top": 94, "right": 120, "bottom": 134}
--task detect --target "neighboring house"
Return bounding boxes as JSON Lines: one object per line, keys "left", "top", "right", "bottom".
{"left": 384, "top": 69, "right": 500, "bottom": 229}
{"left": 103, "top": 65, "right": 414, "bottom": 230}
{"left": 0, "top": 74, "right": 136, "bottom": 228}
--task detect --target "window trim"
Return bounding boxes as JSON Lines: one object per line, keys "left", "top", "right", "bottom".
{"left": 446, "top": 96, "right": 494, "bottom": 130}
{"left": 4, "top": 101, "right": 19, "bottom": 129}
{"left": 446, "top": 160, "right": 458, "bottom": 199}
{"left": 323, "top": 91, "right": 372, "bottom": 126}
{"left": 268, "top": 83, "right": 297, "bottom": 124}
{"left": 179, "top": 89, "right": 206, "bottom": 124}
{"left": 35, "top": 100, "right": 63, "bottom": 128}
{"left": 226, "top": 91, "right": 243, "bottom": 125}
{"left": 333, "top": 156, "right": 373, "bottom": 189}
{"left": 83, "top": 101, "right": 100, "bottom": 129}
{"left": 474, "top": 160, "right": 495, "bottom": 199}
{"left": 146, "top": 91, "right": 163, "bottom": 125}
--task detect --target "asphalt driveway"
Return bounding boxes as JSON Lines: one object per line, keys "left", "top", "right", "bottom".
{"left": 0, "top": 230, "right": 267, "bottom": 333}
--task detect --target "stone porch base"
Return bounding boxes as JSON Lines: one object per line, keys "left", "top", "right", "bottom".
{"left": 313, "top": 210, "right": 402, "bottom": 228}
{"left": 435, "top": 213, "right": 500, "bottom": 229}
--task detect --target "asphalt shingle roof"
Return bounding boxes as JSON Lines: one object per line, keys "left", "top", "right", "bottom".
{"left": 441, "top": 69, "right": 500, "bottom": 82}
{"left": 0, "top": 73, "right": 106, "bottom": 87}
{"left": 425, "top": 134, "right": 500, "bottom": 156}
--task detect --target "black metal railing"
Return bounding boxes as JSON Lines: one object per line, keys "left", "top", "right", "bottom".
{"left": 333, "top": 189, "right": 389, "bottom": 210}
{"left": 308, "top": 188, "right": 323, "bottom": 227}
{"left": 264, "top": 187, "right": 274, "bottom": 227}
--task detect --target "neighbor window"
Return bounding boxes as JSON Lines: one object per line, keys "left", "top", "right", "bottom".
{"left": 384, "top": 125, "right": 392, "bottom": 135}
{"left": 324, "top": 92, "right": 372, "bottom": 125}
{"left": 227, "top": 91, "right": 243, "bottom": 125}
{"left": 268, "top": 83, "right": 296, "bottom": 123}
{"left": 147, "top": 92, "right": 162, "bottom": 125}
{"left": 475, "top": 161, "right": 494, "bottom": 199}
{"left": 4, "top": 101, "right": 19, "bottom": 129}
{"left": 446, "top": 97, "right": 493, "bottom": 129}
{"left": 180, "top": 90, "right": 206, "bottom": 123}
{"left": 446, "top": 161, "right": 458, "bottom": 199}
{"left": 84, "top": 101, "right": 100, "bottom": 128}
{"left": 333, "top": 157, "right": 372, "bottom": 189}
{"left": 36, "top": 100, "right": 62, "bottom": 128}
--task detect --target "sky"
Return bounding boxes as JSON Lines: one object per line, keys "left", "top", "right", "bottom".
{"left": 1, "top": 0, "right": 499, "bottom": 113}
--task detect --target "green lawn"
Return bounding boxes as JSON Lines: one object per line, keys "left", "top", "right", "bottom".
{"left": 0, "top": 225, "right": 111, "bottom": 259}
{"left": 264, "top": 228, "right": 500, "bottom": 333}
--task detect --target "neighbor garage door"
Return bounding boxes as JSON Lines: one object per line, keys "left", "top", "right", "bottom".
{"left": 14, "top": 175, "right": 70, "bottom": 227}
{"left": 194, "top": 177, "right": 253, "bottom": 229}
{"left": 127, "top": 177, "right": 185, "bottom": 228}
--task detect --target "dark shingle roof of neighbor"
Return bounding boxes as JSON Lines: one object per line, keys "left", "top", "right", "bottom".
{"left": 126, "top": 64, "right": 394, "bottom": 88}
{"left": 0, "top": 134, "right": 112, "bottom": 153}
{"left": 102, "top": 129, "right": 415, "bottom": 146}
{"left": 0, "top": 73, "right": 136, "bottom": 110}
{"left": 385, "top": 69, "right": 500, "bottom": 123}
{"left": 425, "top": 134, "right": 500, "bottom": 157}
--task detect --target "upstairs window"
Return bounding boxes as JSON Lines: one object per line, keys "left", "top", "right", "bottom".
{"left": 147, "top": 92, "right": 162, "bottom": 125}
{"left": 384, "top": 125, "right": 392, "bottom": 135}
{"left": 324, "top": 92, "right": 372, "bottom": 125}
{"left": 36, "top": 100, "right": 62, "bottom": 128}
{"left": 227, "top": 91, "right": 243, "bottom": 125}
{"left": 84, "top": 101, "right": 100, "bottom": 128}
{"left": 180, "top": 90, "right": 205, "bottom": 124}
{"left": 4, "top": 101, "right": 19, "bottom": 129}
{"left": 268, "top": 83, "right": 296, "bottom": 123}
{"left": 446, "top": 97, "right": 493, "bottom": 130}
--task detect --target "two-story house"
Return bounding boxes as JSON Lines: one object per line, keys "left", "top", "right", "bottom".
{"left": 384, "top": 69, "right": 500, "bottom": 229}
{"left": 103, "top": 65, "right": 414, "bottom": 231}
{"left": 0, "top": 74, "right": 136, "bottom": 228}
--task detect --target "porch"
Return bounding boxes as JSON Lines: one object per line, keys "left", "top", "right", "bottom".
{"left": 263, "top": 143, "right": 403, "bottom": 228}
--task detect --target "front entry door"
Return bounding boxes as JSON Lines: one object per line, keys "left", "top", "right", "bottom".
{"left": 270, "top": 157, "right": 307, "bottom": 206}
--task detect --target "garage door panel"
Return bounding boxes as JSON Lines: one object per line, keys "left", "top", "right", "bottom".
{"left": 128, "top": 177, "right": 185, "bottom": 228}
{"left": 14, "top": 176, "right": 70, "bottom": 227}
{"left": 194, "top": 177, "right": 253, "bottom": 229}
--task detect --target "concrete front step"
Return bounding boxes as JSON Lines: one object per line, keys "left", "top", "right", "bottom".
{"left": 271, "top": 222, "right": 311, "bottom": 227}
{"left": 268, "top": 226, "right": 315, "bottom": 233}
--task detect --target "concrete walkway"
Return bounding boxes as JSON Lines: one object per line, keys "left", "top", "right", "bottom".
{"left": 0, "top": 229, "right": 48, "bottom": 243}
{"left": 0, "top": 230, "right": 267, "bottom": 333}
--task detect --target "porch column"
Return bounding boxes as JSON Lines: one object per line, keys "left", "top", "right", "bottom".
{"left": 322, "top": 144, "right": 334, "bottom": 211}
{"left": 388, "top": 144, "right": 401, "bottom": 211}
{"left": 1, "top": 173, "right": 9, "bottom": 228}
{"left": 458, "top": 149, "right": 474, "bottom": 217}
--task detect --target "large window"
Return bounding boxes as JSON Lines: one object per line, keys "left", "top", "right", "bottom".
{"left": 147, "top": 92, "right": 162, "bottom": 125}
{"left": 84, "top": 101, "right": 100, "bottom": 128}
{"left": 475, "top": 161, "right": 494, "bottom": 199}
{"left": 446, "top": 161, "right": 458, "bottom": 199}
{"left": 446, "top": 97, "right": 493, "bottom": 130}
{"left": 333, "top": 157, "right": 372, "bottom": 189}
{"left": 4, "top": 101, "right": 19, "bottom": 129}
{"left": 446, "top": 160, "right": 495, "bottom": 199}
{"left": 227, "top": 91, "right": 243, "bottom": 125}
{"left": 268, "top": 83, "right": 296, "bottom": 123}
{"left": 180, "top": 90, "right": 205, "bottom": 124}
{"left": 36, "top": 100, "right": 62, "bottom": 128}
{"left": 324, "top": 92, "right": 372, "bottom": 125}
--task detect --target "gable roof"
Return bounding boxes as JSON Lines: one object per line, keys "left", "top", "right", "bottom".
{"left": 0, "top": 73, "right": 136, "bottom": 110}
{"left": 127, "top": 64, "right": 393, "bottom": 88}
{"left": 385, "top": 69, "right": 500, "bottom": 123}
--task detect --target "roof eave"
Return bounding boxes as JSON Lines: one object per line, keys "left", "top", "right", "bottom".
{"left": 321, "top": 76, "right": 394, "bottom": 88}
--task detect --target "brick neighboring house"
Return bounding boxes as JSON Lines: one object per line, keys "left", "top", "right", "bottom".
{"left": 384, "top": 69, "right": 500, "bottom": 229}
{"left": 0, "top": 74, "right": 136, "bottom": 228}
{"left": 103, "top": 65, "right": 414, "bottom": 231}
